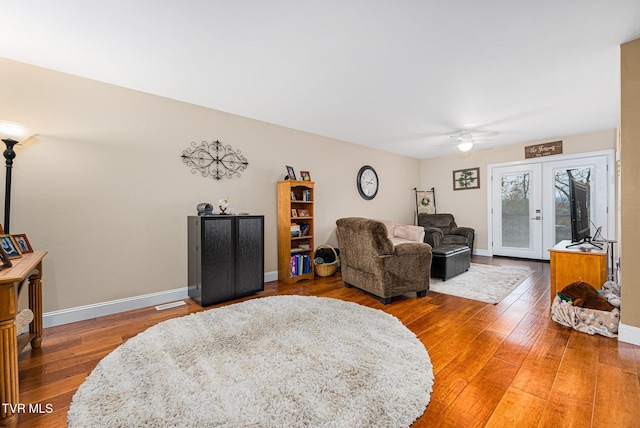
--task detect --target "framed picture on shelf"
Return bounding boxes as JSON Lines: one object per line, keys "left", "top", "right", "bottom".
{"left": 0, "top": 235, "right": 21, "bottom": 259}
{"left": 453, "top": 167, "right": 480, "bottom": 190}
{"left": 12, "top": 234, "right": 33, "bottom": 254}
{"left": 298, "top": 209, "right": 310, "bottom": 217}
{"left": 300, "top": 170, "right": 311, "bottom": 181}
{"left": 286, "top": 165, "right": 297, "bottom": 181}
{"left": 0, "top": 245, "right": 12, "bottom": 269}
{"left": 291, "top": 209, "right": 298, "bottom": 217}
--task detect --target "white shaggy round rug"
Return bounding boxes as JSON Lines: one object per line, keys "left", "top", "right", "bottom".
{"left": 68, "top": 296, "right": 433, "bottom": 427}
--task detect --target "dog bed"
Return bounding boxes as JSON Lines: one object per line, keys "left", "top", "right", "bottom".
{"left": 551, "top": 296, "right": 620, "bottom": 338}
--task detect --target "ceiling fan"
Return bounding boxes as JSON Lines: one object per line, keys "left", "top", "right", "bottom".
{"left": 450, "top": 130, "right": 499, "bottom": 152}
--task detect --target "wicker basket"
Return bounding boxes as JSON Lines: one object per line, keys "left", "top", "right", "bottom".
{"left": 313, "top": 244, "right": 339, "bottom": 277}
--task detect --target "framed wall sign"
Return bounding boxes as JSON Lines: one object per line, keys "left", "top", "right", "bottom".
{"left": 525, "top": 140, "right": 563, "bottom": 159}
{"left": 453, "top": 167, "right": 480, "bottom": 190}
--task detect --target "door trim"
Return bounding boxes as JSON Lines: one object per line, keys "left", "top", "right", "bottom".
{"left": 486, "top": 149, "right": 615, "bottom": 258}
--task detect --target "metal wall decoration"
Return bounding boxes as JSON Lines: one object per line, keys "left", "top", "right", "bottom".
{"left": 181, "top": 140, "right": 248, "bottom": 180}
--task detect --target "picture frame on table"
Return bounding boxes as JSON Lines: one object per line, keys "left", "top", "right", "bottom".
{"left": 12, "top": 234, "right": 33, "bottom": 254}
{"left": 0, "top": 245, "right": 12, "bottom": 269}
{"left": 300, "top": 170, "right": 311, "bottom": 181}
{"left": 286, "top": 165, "right": 297, "bottom": 181}
{"left": 453, "top": 167, "right": 480, "bottom": 190}
{"left": 0, "top": 235, "right": 21, "bottom": 259}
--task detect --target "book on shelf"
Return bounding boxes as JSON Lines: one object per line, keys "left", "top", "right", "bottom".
{"left": 298, "top": 222, "right": 310, "bottom": 236}
{"left": 290, "top": 253, "right": 312, "bottom": 277}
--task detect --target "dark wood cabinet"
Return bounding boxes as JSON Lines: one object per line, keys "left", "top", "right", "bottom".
{"left": 188, "top": 215, "right": 264, "bottom": 306}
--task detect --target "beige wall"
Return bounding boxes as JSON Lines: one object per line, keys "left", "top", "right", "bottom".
{"left": 0, "top": 57, "right": 420, "bottom": 312}
{"left": 419, "top": 130, "right": 616, "bottom": 253}
{"left": 0, "top": 53, "right": 629, "bottom": 325}
{"left": 621, "top": 38, "right": 640, "bottom": 329}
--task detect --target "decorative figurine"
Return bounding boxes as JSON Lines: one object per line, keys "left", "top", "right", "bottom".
{"left": 218, "top": 197, "right": 229, "bottom": 214}
{"left": 197, "top": 203, "right": 214, "bottom": 216}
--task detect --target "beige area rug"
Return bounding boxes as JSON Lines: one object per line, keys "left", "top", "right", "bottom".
{"left": 67, "top": 296, "right": 433, "bottom": 427}
{"left": 429, "top": 263, "right": 533, "bottom": 304}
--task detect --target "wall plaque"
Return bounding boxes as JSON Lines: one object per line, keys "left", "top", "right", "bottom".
{"left": 525, "top": 140, "right": 563, "bottom": 159}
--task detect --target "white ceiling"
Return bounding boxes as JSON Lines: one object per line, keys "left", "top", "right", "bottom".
{"left": 2, "top": 1, "right": 640, "bottom": 159}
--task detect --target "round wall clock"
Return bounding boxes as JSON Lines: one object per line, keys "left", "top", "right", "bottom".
{"left": 356, "top": 165, "right": 379, "bottom": 200}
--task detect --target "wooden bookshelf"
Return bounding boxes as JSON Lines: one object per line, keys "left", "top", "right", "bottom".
{"left": 277, "top": 180, "right": 315, "bottom": 282}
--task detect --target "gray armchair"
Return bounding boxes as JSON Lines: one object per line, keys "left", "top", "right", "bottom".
{"left": 336, "top": 217, "right": 432, "bottom": 304}
{"left": 417, "top": 213, "right": 475, "bottom": 254}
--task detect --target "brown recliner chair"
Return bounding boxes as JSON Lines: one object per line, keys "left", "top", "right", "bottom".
{"left": 418, "top": 213, "right": 475, "bottom": 254}
{"left": 335, "top": 217, "right": 432, "bottom": 304}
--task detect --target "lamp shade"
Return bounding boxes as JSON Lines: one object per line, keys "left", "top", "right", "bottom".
{"left": 0, "top": 120, "right": 34, "bottom": 143}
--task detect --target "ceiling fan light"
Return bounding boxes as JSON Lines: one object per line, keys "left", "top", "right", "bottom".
{"left": 457, "top": 141, "right": 473, "bottom": 152}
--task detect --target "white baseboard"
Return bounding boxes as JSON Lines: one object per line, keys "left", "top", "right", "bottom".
{"left": 264, "top": 270, "right": 278, "bottom": 282}
{"left": 618, "top": 322, "right": 640, "bottom": 346}
{"left": 43, "top": 288, "right": 189, "bottom": 328}
{"left": 43, "top": 271, "right": 280, "bottom": 328}
{"left": 473, "top": 249, "right": 490, "bottom": 257}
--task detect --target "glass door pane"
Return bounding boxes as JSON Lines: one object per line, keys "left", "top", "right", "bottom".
{"left": 501, "top": 172, "right": 531, "bottom": 248}
{"left": 554, "top": 167, "right": 594, "bottom": 244}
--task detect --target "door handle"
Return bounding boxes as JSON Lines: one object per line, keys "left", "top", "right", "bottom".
{"left": 531, "top": 216, "right": 541, "bottom": 220}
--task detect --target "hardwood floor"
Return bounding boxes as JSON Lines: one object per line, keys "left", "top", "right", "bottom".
{"left": 16, "top": 256, "right": 640, "bottom": 427}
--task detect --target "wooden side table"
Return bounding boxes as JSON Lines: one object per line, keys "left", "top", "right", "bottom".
{"left": 0, "top": 251, "right": 47, "bottom": 428}
{"left": 548, "top": 241, "right": 606, "bottom": 306}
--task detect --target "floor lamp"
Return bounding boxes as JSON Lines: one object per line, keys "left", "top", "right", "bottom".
{"left": 0, "top": 121, "right": 34, "bottom": 234}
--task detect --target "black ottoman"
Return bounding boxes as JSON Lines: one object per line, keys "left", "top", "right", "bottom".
{"left": 431, "top": 245, "right": 470, "bottom": 280}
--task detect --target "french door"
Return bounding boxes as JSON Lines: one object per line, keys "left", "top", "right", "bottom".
{"left": 491, "top": 152, "right": 613, "bottom": 260}
{"left": 492, "top": 164, "right": 543, "bottom": 259}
